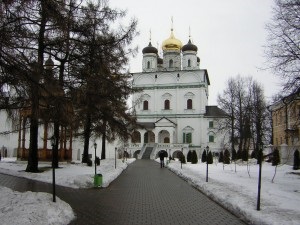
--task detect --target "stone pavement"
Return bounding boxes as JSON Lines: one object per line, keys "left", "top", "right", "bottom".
{"left": 0, "top": 160, "right": 247, "bottom": 225}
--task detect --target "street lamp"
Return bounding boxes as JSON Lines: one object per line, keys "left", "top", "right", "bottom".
{"left": 94, "top": 142, "right": 97, "bottom": 175}
{"left": 206, "top": 146, "right": 209, "bottom": 182}
{"left": 115, "top": 147, "right": 117, "bottom": 169}
{"left": 181, "top": 148, "right": 183, "bottom": 169}
{"left": 51, "top": 135, "right": 57, "bottom": 202}
{"left": 257, "top": 142, "right": 264, "bottom": 211}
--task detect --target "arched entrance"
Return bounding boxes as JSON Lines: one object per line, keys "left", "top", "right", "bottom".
{"left": 173, "top": 150, "right": 183, "bottom": 160}
{"left": 133, "top": 150, "right": 140, "bottom": 159}
{"left": 144, "top": 131, "right": 155, "bottom": 143}
{"left": 158, "top": 130, "right": 170, "bottom": 143}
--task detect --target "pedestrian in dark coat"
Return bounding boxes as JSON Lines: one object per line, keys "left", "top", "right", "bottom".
{"left": 159, "top": 151, "right": 165, "bottom": 168}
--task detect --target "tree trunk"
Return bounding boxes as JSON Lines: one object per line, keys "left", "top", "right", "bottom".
{"left": 82, "top": 112, "right": 91, "bottom": 163}
{"left": 101, "top": 129, "right": 106, "bottom": 160}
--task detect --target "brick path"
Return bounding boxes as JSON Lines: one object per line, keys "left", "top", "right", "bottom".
{"left": 0, "top": 160, "right": 247, "bottom": 225}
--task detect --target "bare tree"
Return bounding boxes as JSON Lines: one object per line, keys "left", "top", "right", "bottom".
{"left": 218, "top": 76, "right": 269, "bottom": 161}
{"left": 265, "top": 0, "right": 300, "bottom": 94}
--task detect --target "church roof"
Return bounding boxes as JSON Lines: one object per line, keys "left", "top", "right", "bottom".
{"left": 182, "top": 39, "right": 198, "bottom": 52}
{"left": 162, "top": 29, "right": 182, "bottom": 51}
{"left": 204, "top": 106, "right": 228, "bottom": 118}
{"left": 142, "top": 42, "right": 158, "bottom": 54}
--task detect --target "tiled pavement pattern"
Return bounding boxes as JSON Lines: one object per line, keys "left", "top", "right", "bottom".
{"left": 0, "top": 160, "right": 247, "bottom": 225}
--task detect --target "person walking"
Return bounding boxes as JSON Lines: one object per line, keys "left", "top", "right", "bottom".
{"left": 159, "top": 151, "right": 164, "bottom": 168}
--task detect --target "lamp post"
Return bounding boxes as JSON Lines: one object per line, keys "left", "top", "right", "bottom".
{"left": 51, "top": 135, "right": 57, "bottom": 202}
{"left": 257, "top": 143, "right": 263, "bottom": 211}
{"left": 94, "top": 143, "right": 97, "bottom": 175}
{"left": 181, "top": 148, "right": 183, "bottom": 169}
{"left": 115, "top": 147, "right": 117, "bottom": 169}
{"left": 206, "top": 146, "right": 209, "bottom": 182}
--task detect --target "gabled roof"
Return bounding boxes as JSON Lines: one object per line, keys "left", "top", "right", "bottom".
{"left": 155, "top": 117, "right": 177, "bottom": 126}
{"left": 204, "top": 106, "right": 228, "bottom": 118}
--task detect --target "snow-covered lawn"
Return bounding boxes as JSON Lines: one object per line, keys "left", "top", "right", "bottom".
{"left": 166, "top": 158, "right": 300, "bottom": 225}
{"left": 0, "top": 158, "right": 135, "bottom": 225}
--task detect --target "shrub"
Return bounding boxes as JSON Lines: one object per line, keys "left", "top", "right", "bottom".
{"left": 95, "top": 157, "right": 100, "bottom": 165}
{"left": 191, "top": 150, "right": 198, "bottom": 164}
{"left": 87, "top": 159, "right": 92, "bottom": 167}
{"left": 237, "top": 149, "right": 242, "bottom": 160}
{"left": 201, "top": 150, "right": 207, "bottom": 163}
{"left": 187, "top": 151, "right": 192, "bottom": 162}
{"left": 219, "top": 151, "right": 224, "bottom": 163}
{"left": 242, "top": 149, "right": 248, "bottom": 161}
{"left": 251, "top": 150, "right": 257, "bottom": 159}
{"left": 207, "top": 151, "right": 213, "bottom": 164}
{"left": 272, "top": 148, "right": 280, "bottom": 166}
{"left": 293, "top": 149, "right": 299, "bottom": 170}
{"left": 180, "top": 154, "right": 186, "bottom": 164}
{"left": 232, "top": 148, "right": 237, "bottom": 161}
{"left": 224, "top": 149, "right": 231, "bottom": 164}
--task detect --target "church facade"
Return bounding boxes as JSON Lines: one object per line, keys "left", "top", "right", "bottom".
{"left": 127, "top": 28, "right": 228, "bottom": 159}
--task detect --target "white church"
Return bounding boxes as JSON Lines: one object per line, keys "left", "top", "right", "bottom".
{"left": 126, "top": 27, "right": 229, "bottom": 159}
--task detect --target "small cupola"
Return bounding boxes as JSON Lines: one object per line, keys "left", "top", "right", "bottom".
{"left": 182, "top": 39, "right": 198, "bottom": 52}
{"left": 142, "top": 42, "right": 158, "bottom": 54}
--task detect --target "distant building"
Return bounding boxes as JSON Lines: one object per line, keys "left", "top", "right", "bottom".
{"left": 269, "top": 91, "right": 300, "bottom": 163}
{"left": 127, "top": 27, "right": 228, "bottom": 159}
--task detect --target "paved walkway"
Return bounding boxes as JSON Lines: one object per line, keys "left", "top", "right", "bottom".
{"left": 0, "top": 160, "right": 247, "bottom": 225}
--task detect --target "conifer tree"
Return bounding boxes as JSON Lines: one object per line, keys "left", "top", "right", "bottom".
{"left": 219, "top": 151, "right": 224, "bottom": 163}
{"left": 293, "top": 149, "right": 299, "bottom": 170}
{"left": 251, "top": 150, "right": 257, "bottom": 159}
{"left": 232, "top": 148, "right": 237, "bottom": 161}
{"left": 187, "top": 151, "right": 192, "bottom": 162}
{"left": 201, "top": 150, "right": 207, "bottom": 163}
{"left": 224, "top": 149, "right": 231, "bottom": 164}
{"left": 272, "top": 148, "right": 281, "bottom": 166}
{"left": 180, "top": 154, "right": 186, "bottom": 164}
{"left": 237, "top": 149, "right": 242, "bottom": 160}
{"left": 207, "top": 151, "right": 213, "bottom": 164}
{"left": 191, "top": 150, "right": 198, "bottom": 164}
{"left": 242, "top": 149, "right": 249, "bottom": 161}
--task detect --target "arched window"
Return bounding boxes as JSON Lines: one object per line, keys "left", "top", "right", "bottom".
{"left": 188, "top": 59, "right": 191, "bottom": 67}
{"left": 147, "top": 61, "right": 150, "bottom": 69}
{"left": 187, "top": 99, "right": 192, "bottom": 109}
{"left": 169, "top": 59, "right": 173, "bottom": 68}
{"left": 143, "top": 100, "right": 148, "bottom": 110}
{"left": 164, "top": 99, "right": 170, "bottom": 110}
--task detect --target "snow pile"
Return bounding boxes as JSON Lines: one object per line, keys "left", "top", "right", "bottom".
{"left": 0, "top": 186, "right": 75, "bottom": 225}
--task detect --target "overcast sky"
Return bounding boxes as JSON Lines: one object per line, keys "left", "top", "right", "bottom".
{"left": 110, "top": 0, "right": 281, "bottom": 105}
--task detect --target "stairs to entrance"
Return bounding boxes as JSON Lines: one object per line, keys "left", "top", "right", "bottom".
{"left": 141, "top": 147, "right": 153, "bottom": 159}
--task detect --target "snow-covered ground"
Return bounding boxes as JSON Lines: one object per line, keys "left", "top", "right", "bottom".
{"left": 166, "top": 158, "right": 300, "bottom": 225}
{"left": 0, "top": 157, "right": 299, "bottom": 225}
{"left": 0, "top": 158, "right": 135, "bottom": 225}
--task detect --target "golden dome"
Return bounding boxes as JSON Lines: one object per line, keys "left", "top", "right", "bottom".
{"left": 162, "top": 29, "right": 182, "bottom": 51}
